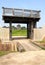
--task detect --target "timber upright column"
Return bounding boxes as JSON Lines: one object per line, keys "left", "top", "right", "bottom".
{"left": 33, "top": 21, "right": 37, "bottom": 28}
{"left": 27, "top": 22, "right": 31, "bottom": 38}
{"left": 27, "top": 21, "right": 34, "bottom": 39}
{"left": 9, "top": 21, "right": 12, "bottom": 40}
{"left": 30, "top": 21, "right": 34, "bottom": 39}
{"left": 27, "top": 23, "right": 29, "bottom": 38}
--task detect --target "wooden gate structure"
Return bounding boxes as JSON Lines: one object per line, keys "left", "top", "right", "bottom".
{"left": 2, "top": 7, "right": 40, "bottom": 40}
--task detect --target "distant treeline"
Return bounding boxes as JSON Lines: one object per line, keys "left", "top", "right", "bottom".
{"left": 3, "top": 24, "right": 27, "bottom": 30}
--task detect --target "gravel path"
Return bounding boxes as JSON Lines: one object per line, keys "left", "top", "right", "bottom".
{"left": 0, "top": 51, "right": 45, "bottom": 65}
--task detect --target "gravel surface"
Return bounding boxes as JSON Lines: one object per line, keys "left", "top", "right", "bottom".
{"left": 0, "top": 51, "right": 45, "bottom": 65}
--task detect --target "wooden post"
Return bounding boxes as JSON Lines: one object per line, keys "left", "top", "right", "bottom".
{"left": 27, "top": 21, "right": 36, "bottom": 39}
{"left": 27, "top": 22, "right": 31, "bottom": 38}
{"left": 9, "top": 21, "right": 12, "bottom": 40}
{"left": 27, "top": 23, "right": 29, "bottom": 38}
{"left": 33, "top": 22, "right": 37, "bottom": 28}
{"left": 30, "top": 22, "right": 33, "bottom": 39}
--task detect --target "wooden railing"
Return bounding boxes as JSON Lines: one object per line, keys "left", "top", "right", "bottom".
{"left": 2, "top": 7, "right": 40, "bottom": 18}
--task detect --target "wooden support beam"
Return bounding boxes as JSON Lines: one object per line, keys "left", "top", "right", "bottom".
{"left": 27, "top": 22, "right": 34, "bottom": 39}
{"left": 33, "top": 22, "right": 37, "bottom": 28}
{"left": 27, "top": 22, "right": 31, "bottom": 38}
{"left": 9, "top": 21, "right": 12, "bottom": 40}
{"left": 30, "top": 22, "right": 34, "bottom": 39}
{"left": 27, "top": 23, "right": 29, "bottom": 38}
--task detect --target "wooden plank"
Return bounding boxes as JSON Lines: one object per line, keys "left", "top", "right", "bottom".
{"left": 2, "top": 7, "right": 40, "bottom": 18}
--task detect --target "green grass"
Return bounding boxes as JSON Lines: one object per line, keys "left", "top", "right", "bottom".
{"left": 0, "top": 51, "right": 10, "bottom": 56}
{"left": 0, "top": 51, "right": 17, "bottom": 56}
{"left": 12, "top": 29, "right": 27, "bottom": 36}
{"left": 35, "top": 40, "right": 45, "bottom": 50}
{"left": 36, "top": 40, "right": 45, "bottom": 43}
{"left": 39, "top": 41, "right": 45, "bottom": 43}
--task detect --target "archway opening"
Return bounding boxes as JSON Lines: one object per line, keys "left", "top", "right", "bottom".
{"left": 12, "top": 23, "right": 27, "bottom": 39}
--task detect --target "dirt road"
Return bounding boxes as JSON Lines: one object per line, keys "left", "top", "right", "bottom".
{"left": 0, "top": 51, "right": 45, "bottom": 65}
{"left": 15, "top": 39, "right": 42, "bottom": 51}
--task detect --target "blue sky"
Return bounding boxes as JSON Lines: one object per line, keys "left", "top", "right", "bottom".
{"left": 0, "top": 0, "right": 45, "bottom": 27}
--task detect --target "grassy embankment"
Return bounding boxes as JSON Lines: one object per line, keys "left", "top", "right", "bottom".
{"left": 36, "top": 40, "right": 45, "bottom": 43}
{"left": 0, "top": 51, "right": 10, "bottom": 56}
{"left": 35, "top": 40, "right": 45, "bottom": 50}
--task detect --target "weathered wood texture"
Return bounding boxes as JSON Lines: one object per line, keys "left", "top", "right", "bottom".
{"left": 2, "top": 7, "right": 40, "bottom": 23}
{"left": 2, "top": 7, "right": 41, "bottom": 39}
{"left": 2, "top": 7, "right": 40, "bottom": 18}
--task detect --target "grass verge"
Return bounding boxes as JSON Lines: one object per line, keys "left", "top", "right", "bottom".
{"left": 0, "top": 51, "right": 11, "bottom": 56}
{"left": 35, "top": 40, "right": 45, "bottom": 43}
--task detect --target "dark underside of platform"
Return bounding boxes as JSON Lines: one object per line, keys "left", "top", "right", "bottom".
{"left": 3, "top": 16, "right": 40, "bottom": 23}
